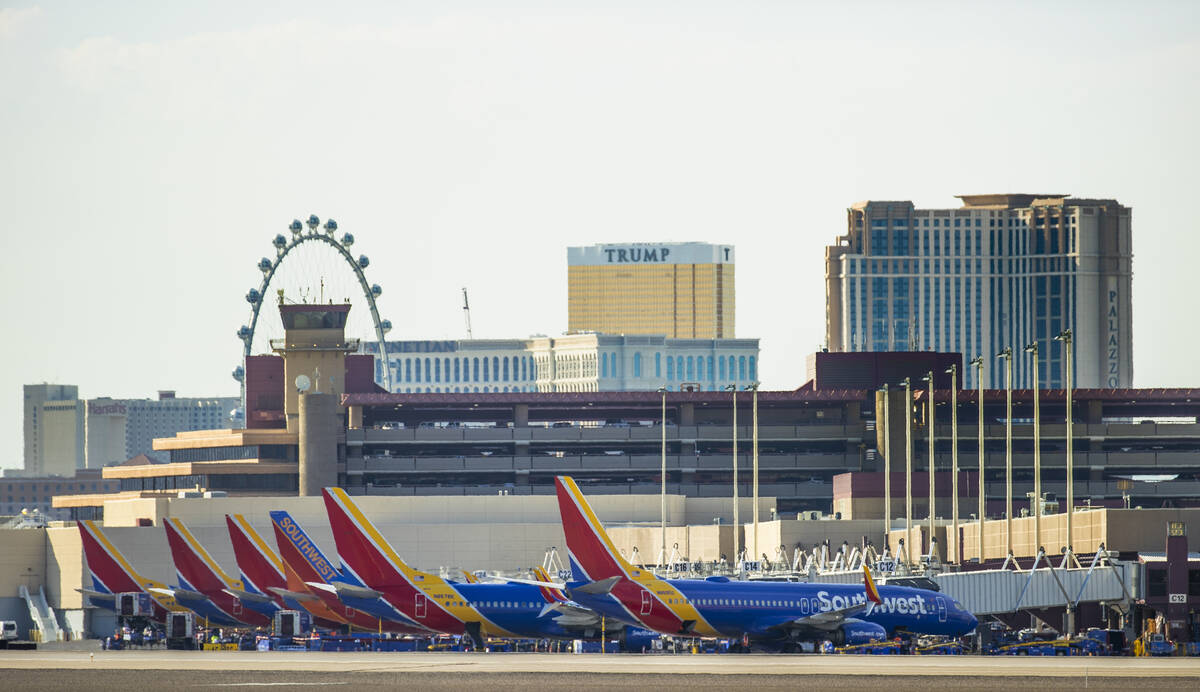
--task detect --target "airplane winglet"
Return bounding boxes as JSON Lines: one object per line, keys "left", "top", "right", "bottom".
{"left": 863, "top": 564, "right": 883, "bottom": 605}
{"left": 572, "top": 575, "right": 621, "bottom": 595}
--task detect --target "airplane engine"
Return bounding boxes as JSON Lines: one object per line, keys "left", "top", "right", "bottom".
{"left": 835, "top": 619, "right": 888, "bottom": 646}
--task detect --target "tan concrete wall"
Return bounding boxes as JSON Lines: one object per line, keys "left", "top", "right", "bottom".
{"left": 102, "top": 493, "right": 712, "bottom": 529}
{"left": 102, "top": 498, "right": 170, "bottom": 527}
{"left": 835, "top": 495, "right": 978, "bottom": 521}
{"left": 0, "top": 529, "right": 46, "bottom": 598}
{"left": 602, "top": 524, "right": 738, "bottom": 565}
{"left": 46, "top": 526, "right": 83, "bottom": 609}
{"left": 907, "top": 508, "right": 1200, "bottom": 562}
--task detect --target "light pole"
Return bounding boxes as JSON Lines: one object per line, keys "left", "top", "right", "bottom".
{"left": 1055, "top": 329, "right": 1074, "bottom": 559}
{"left": 726, "top": 383, "right": 739, "bottom": 568}
{"left": 749, "top": 382, "right": 760, "bottom": 563}
{"left": 900, "top": 376, "right": 913, "bottom": 563}
{"left": 879, "top": 383, "right": 890, "bottom": 550}
{"left": 921, "top": 371, "right": 935, "bottom": 560}
{"left": 946, "top": 363, "right": 958, "bottom": 564}
{"left": 969, "top": 356, "right": 985, "bottom": 563}
{"left": 997, "top": 347, "right": 1013, "bottom": 557}
{"left": 1025, "top": 341, "right": 1041, "bottom": 554}
{"left": 658, "top": 386, "right": 667, "bottom": 568}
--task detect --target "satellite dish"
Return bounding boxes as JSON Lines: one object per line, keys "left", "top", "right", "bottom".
{"left": 295, "top": 374, "right": 312, "bottom": 393}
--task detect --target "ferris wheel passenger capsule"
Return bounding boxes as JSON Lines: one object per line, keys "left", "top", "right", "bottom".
{"left": 232, "top": 366, "right": 245, "bottom": 382}
{"left": 358, "top": 255, "right": 370, "bottom": 268}
{"left": 371, "top": 284, "right": 382, "bottom": 297}
{"left": 273, "top": 234, "right": 288, "bottom": 249}
{"left": 289, "top": 219, "right": 303, "bottom": 234}
{"left": 237, "top": 325, "right": 252, "bottom": 341}
{"left": 324, "top": 219, "right": 338, "bottom": 234}
{"left": 258, "top": 257, "right": 273, "bottom": 273}
{"left": 246, "top": 288, "right": 261, "bottom": 305}
{"left": 341, "top": 232, "right": 354, "bottom": 246}
{"left": 307, "top": 214, "right": 320, "bottom": 231}
{"left": 380, "top": 319, "right": 393, "bottom": 333}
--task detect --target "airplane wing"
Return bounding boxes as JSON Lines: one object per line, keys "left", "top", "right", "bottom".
{"left": 267, "top": 586, "right": 321, "bottom": 603}
{"left": 148, "top": 586, "right": 208, "bottom": 603}
{"left": 222, "top": 588, "right": 274, "bottom": 604}
{"left": 305, "top": 580, "right": 384, "bottom": 600}
{"left": 489, "top": 575, "right": 567, "bottom": 590}
{"left": 76, "top": 588, "right": 115, "bottom": 599}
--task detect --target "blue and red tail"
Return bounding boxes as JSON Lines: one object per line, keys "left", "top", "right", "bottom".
{"left": 554, "top": 476, "right": 636, "bottom": 582}
{"left": 532, "top": 565, "right": 569, "bottom": 604}
{"left": 77, "top": 520, "right": 148, "bottom": 596}
{"left": 225, "top": 514, "right": 287, "bottom": 600}
{"left": 76, "top": 520, "right": 181, "bottom": 621}
{"left": 163, "top": 517, "right": 238, "bottom": 594}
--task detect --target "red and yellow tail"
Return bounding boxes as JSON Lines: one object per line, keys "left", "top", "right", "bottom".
{"left": 163, "top": 517, "right": 239, "bottom": 592}
{"left": 863, "top": 564, "right": 883, "bottom": 605}
{"left": 532, "top": 565, "right": 568, "bottom": 603}
{"left": 554, "top": 476, "right": 635, "bottom": 582}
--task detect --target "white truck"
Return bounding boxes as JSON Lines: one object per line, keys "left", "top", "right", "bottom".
{"left": 0, "top": 621, "right": 18, "bottom": 641}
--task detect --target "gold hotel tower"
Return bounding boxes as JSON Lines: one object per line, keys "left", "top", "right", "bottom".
{"left": 567, "top": 242, "right": 735, "bottom": 338}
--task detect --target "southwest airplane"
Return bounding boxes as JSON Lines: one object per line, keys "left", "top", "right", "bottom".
{"left": 268, "top": 509, "right": 433, "bottom": 635}
{"left": 76, "top": 520, "right": 188, "bottom": 622}
{"left": 322, "top": 486, "right": 615, "bottom": 643}
{"left": 225, "top": 514, "right": 349, "bottom": 631}
{"left": 158, "top": 517, "right": 274, "bottom": 628}
{"left": 554, "top": 475, "right": 978, "bottom": 650}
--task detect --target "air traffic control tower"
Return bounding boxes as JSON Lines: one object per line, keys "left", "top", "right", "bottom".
{"left": 273, "top": 303, "right": 358, "bottom": 495}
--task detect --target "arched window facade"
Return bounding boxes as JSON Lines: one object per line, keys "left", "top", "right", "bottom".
{"left": 473, "top": 358, "right": 479, "bottom": 381}
{"left": 738, "top": 356, "right": 746, "bottom": 380}
{"left": 601, "top": 353, "right": 608, "bottom": 378}
{"left": 503, "top": 357, "right": 510, "bottom": 381}
{"left": 749, "top": 356, "right": 757, "bottom": 380}
{"left": 492, "top": 357, "right": 499, "bottom": 382}
{"left": 633, "top": 352, "right": 642, "bottom": 378}
{"left": 667, "top": 356, "right": 675, "bottom": 381}
{"left": 655, "top": 352, "right": 662, "bottom": 378}
{"left": 686, "top": 356, "right": 694, "bottom": 380}
{"left": 707, "top": 356, "right": 714, "bottom": 381}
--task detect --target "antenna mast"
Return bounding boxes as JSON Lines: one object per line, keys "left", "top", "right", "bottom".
{"left": 462, "top": 288, "right": 474, "bottom": 339}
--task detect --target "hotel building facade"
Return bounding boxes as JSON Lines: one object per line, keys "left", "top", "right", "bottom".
{"left": 362, "top": 333, "right": 760, "bottom": 393}
{"left": 825, "top": 194, "right": 1133, "bottom": 389}
{"left": 567, "top": 242, "right": 735, "bottom": 338}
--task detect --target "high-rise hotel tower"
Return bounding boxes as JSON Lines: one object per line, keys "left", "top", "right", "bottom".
{"left": 825, "top": 194, "right": 1132, "bottom": 389}
{"left": 567, "top": 242, "right": 735, "bottom": 338}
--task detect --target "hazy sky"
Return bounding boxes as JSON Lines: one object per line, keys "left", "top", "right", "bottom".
{"left": 2, "top": 1, "right": 1198, "bottom": 470}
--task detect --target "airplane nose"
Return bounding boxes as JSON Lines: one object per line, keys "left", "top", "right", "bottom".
{"left": 963, "top": 610, "right": 979, "bottom": 633}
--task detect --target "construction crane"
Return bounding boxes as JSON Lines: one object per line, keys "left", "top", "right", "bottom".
{"left": 462, "top": 287, "right": 474, "bottom": 339}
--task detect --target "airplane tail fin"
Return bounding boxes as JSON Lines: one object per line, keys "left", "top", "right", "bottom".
{"left": 460, "top": 570, "right": 479, "bottom": 584}
{"left": 554, "top": 476, "right": 634, "bottom": 583}
{"left": 531, "top": 565, "right": 568, "bottom": 603}
{"left": 269, "top": 510, "right": 343, "bottom": 586}
{"left": 225, "top": 514, "right": 286, "bottom": 597}
{"left": 863, "top": 564, "right": 883, "bottom": 605}
{"left": 163, "top": 517, "right": 237, "bottom": 593}
{"left": 321, "top": 487, "right": 412, "bottom": 587}
{"left": 77, "top": 520, "right": 145, "bottom": 594}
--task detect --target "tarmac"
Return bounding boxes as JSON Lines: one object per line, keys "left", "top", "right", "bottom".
{"left": 2, "top": 650, "right": 1200, "bottom": 690}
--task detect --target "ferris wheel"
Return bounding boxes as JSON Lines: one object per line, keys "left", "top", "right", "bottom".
{"left": 232, "top": 215, "right": 394, "bottom": 406}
